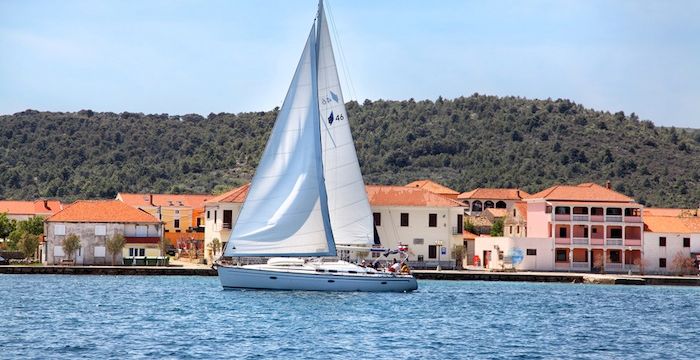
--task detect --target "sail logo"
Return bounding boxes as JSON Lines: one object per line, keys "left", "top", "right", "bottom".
{"left": 328, "top": 111, "right": 344, "bottom": 125}
{"left": 329, "top": 90, "right": 339, "bottom": 102}
{"left": 320, "top": 91, "right": 339, "bottom": 105}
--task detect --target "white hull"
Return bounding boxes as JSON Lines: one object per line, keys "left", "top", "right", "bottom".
{"left": 218, "top": 262, "right": 417, "bottom": 292}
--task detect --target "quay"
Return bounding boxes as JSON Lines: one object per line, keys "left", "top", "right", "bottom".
{"left": 1, "top": 266, "right": 699, "bottom": 286}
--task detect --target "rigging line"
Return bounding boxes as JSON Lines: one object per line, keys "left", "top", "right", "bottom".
{"left": 325, "top": 0, "right": 358, "bottom": 103}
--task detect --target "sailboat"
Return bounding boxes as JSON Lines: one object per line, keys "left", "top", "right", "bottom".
{"left": 217, "top": 1, "right": 417, "bottom": 292}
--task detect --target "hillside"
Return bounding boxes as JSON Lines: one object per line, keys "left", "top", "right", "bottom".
{"left": 1, "top": 94, "right": 699, "bottom": 207}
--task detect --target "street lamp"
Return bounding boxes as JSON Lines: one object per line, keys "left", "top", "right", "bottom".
{"left": 435, "top": 239, "right": 443, "bottom": 271}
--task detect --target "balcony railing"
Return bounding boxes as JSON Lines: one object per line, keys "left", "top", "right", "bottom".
{"left": 590, "top": 238, "right": 604, "bottom": 245}
{"left": 452, "top": 227, "right": 460, "bottom": 235}
{"left": 624, "top": 239, "right": 641, "bottom": 246}
{"left": 605, "top": 263, "right": 623, "bottom": 270}
{"left": 572, "top": 237, "right": 589, "bottom": 245}
{"left": 606, "top": 239, "right": 623, "bottom": 246}
{"left": 590, "top": 215, "right": 604, "bottom": 222}
{"left": 624, "top": 216, "right": 642, "bottom": 223}
{"left": 554, "top": 214, "right": 571, "bottom": 221}
{"left": 572, "top": 262, "right": 589, "bottom": 270}
{"left": 555, "top": 262, "right": 570, "bottom": 270}
{"left": 222, "top": 222, "right": 232, "bottom": 230}
{"left": 572, "top": 215, "right": 589, "bottom": 221}
{"left": 606, "top": 215, "right": 623, "bottom": 222}
{"left": 555, "top": 237, "right": 571, "bottom": 244}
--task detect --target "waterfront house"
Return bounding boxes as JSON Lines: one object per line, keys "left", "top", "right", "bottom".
{"left": 116, "top": 193, "right": 211, "bottom": 251}
{"left": 203, "top": 184, "right": 249, "bottom": 263}
{"left": 458, "top": 188, "right": 529, "bottom": 215}
{"left": 0, "top": 199, "right": 63, "bottom": 221}
{"left": 504, "top": 202, "right": 527, "bottom": 237}
{"left": 405, "top": 180, "right": 461, "bottom": 200}
{"left": 366, "top": 185, "right": 467, "bottom": 269}
{"left": 642, "top": 208, "right": 700, "bottom": 274}
{"left": 525, "top": 182, "right": 644, "bottom": 273}
{"left": 43, "top": 200, "right": 162, "bottom": 265}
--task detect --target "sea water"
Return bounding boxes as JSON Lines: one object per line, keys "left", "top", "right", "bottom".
{"left": 1, "top": 275, "right": 698, "bottom": 359}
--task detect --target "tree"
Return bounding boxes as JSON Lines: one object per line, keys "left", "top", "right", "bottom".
{"left": 18, "top": 232, "right": 40, "bottom": 259}
{"left": 106, "top": 233, "right": 126, "bottom": 266}
{"left": 490, "top": 218, "right": 504, "bottom": 236}
{"left": 17, "top": 216, "right": 44, "bottom": 236}
{"left": 211, "top": 238, "right": 222, "bottom": 256}
{"left": 451, "top": 245, "right": 466, "bottom": 269}
{"left": 6, "top": 229, "right": 22, "bottom": 251}
{"left": 671, "top": 251, "right": 696, "bottom": 276}
{"left": 0, "top": 213, "right": 15, "bottom": 241}
{"left": 464, "top": 218, "right": 477, "bottom": 234}
{"left": 62, "top": 234, "right": 81, "bottom": 261}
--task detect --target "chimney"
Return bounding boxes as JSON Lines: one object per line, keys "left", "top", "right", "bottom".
{"left": 606, "top": 180, "right": 611, "bottom": 189}
{"left": 43, "top": 199, "right": 49, "bottom": 210}
{"left": 149, "top": 194, "right": 154, "bottom": 206}
{"left": 516, "top": 190, "right": 520, "bottom": 198}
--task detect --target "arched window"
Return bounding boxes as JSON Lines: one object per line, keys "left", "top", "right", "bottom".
{"left": 463, "top": 201, "right": 470, "bottom": 209}
{"left": 496, "top": 201, "right": 507, "bottom": 208}
{"left": 484, "top": 201, "right": 495, "bottom": 209}
{"left": 472, "top": 200, "right": 483, "bottom": 212}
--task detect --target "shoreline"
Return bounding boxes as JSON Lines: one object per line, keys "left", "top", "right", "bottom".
{"left": 2, "top": 266, "right": 699, "bottom": 286}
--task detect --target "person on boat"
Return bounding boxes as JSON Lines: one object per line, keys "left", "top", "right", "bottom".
{"left": 388, "top": 259, "right": 400, "bottom": 273}
{"left": 360, "top": 260, "right": 367, "bottom": 268}
{"left": 400, "top": 262, "right": 411, "bottom": 274}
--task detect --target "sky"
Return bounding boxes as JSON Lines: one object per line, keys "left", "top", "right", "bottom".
{"left": 1, "top": 0, "right": 699, "bottom": 128}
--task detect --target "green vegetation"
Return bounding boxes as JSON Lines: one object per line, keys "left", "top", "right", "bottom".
{"left": 1, "top": 94, "right": 699, "bottom": 207}
{"left": 0, "top": 215, "right": 43, "bottom": 253}
{"left": 62, "top": 234, "right": 81, "bottom": 260}
{"left": 490, "top": 218, "right": 504, "bottom": 237}
{"left": 18, "top": 232, "right": 40, "bottom": 259}
{"left": 106, "top": 233, "right": 126, "bottom": 265}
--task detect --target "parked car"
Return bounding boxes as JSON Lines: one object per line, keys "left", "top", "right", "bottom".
{"left": 165, "top": 245, "right": 177, "bottom": 256}
{"left": 0, "top": 256, "right": 7, "bottom": 265}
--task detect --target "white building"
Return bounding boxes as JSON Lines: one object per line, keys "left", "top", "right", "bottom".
{"left": 474, "top": 236, "right": 554, "bottom": 271}
{"left": 642, "top": 209, "right": 700, "bottom": 274}
{"left": 366, "top": 185, "right": 467, "bottom": 269}
{"left": 43, "top": 200, "right": 162, "bottom": 265}
{"left": 203, "top": 184, "right": 248, "bottom": 263}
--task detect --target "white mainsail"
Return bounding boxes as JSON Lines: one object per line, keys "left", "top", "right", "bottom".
{"left": 224, "top": 2, "right": 374, "bottom": 257}
{"left": 316, "top": 3, "right": 374, "bottom": 246}
{"left": 225, "top": 24, "right": 335, "bottom": 257}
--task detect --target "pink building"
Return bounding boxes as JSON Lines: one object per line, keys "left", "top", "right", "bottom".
{"left": 525, "top": 182, "right": 643, "bottom": 273}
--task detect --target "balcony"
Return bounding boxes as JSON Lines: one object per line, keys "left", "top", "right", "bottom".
{"left": 590, "top": 237, "right": 604, "bottom": 245}
{"left": 222, "top": 222, "right": 232, "bottom": 230}
{"left": 606, "top": 215, "right": 623, "bottom": 222}
{"left": 572, "top": 237, "right": 589, "bottom": 245}
{"left": 125, "top": 236, "right": 160, "bottom": 244}
{"left": 590, "top": 215, "right": 604, "bottom": 222}
{"left": 624, "top": 216, "right": 642, "bottom": 223}
{"left": 572, "top": 215, "right": 589, "bottom": 222}
{"left": 452, "top": 227, "right": 460, "bottom": 235}
{"left": 605, "top": 263, "right": 623, "bottom": 271}
{"left": 606, "top": 239, "right": 623, "bottom": 246}
{"left": 555, "top": 262, "right": 570, "bottom": 270}
{"left": 555, "top": 237, "right": 571, "bottom": 244}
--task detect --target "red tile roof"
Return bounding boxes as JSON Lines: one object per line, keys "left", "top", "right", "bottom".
{"left": 117, "top": 193, "right": 212, "bottom": 209}
{"left": 463, "top": 230, "right": 479, "bottom": 239}
{"left": 643, "top": 215, "right": 698, "bottom": 233}
{"left": 643, "top": 208, "right": 698, "bottom": 217}
{"left": 484, "top": 208, "right": 507, "bottom": 218}
{"left": 205, "top": 184, "right": 250, "bottom": 204}
{"left": 366, "top": 185, "right": 466, "bottom": 207}
{"left": 405, "top": 180, "right": 460, "bottom": 198}
{"left": 458, "top": 188, "right": 529, "bottom": 200}
{"left": 47, "top": 200, "right": 160, "bottom": 223}
{"left": 526, "top": 183, "right": 634, "bottom": 202}
{"left": 0, "top": 200, "right": 63, "bottom": 216}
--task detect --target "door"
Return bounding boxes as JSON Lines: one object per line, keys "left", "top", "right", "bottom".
{"left": 484, "top": 250, "right": 491, "bottom": 268}
{"left": 75, "top": 244, "right": 84, "bottom": 265}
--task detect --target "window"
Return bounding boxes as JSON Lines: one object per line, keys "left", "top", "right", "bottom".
{"left": 659, "top": 237, "right": 666, "bottom": 247}
{"left": 207, "top": 211, "right": 210, "bottom": 219}
{"left": 417, "top": 255, "right": 424, "bottom": 262}
{"left": 196, "top": 218, "right": 201, "bottom": 227}
{"left": 558, "top": 227, "right": 568, "bottom": 238}
{"left": 526, "top": 249, "right": 537, "bottom": 256}
{"left": 591, "top": 207, "right": 604, "bottom": 216}
{"left": 129, "top": 248, "right": 145, "bottom": 257}
{"left": 174, "top": 219, "right": 180, "bottom": 229}
{"left": 373, "top": 212, "right": 381, "bottom": 226}
{"left": 609, "top": 228, "right": 622, "bottom": 238}
{"left": 223, "top": 210, "right": 233, "bottom": 229}
{"left": 472, "top": 201, "right": 483, "bottom": 212}
{"left": 624, "top": 208, "right": 641, "bottom": 216}
{"left": 400, "top": 213, "right": 409, "bottom": 227}
{"left": 484, "top": 201, "right": 495, "bottom": 209}
{"left": 95, "top": 225, "right": 106, "bottom": 236}
{"left": 609, "top": 250, "right": 621, "bottom": 263}
{"left": 175, "top": 210, "right": 180, "bottom": 214}
{"left": 54, "top": 246, "right": 65, "bottom": 257}
{"left": 94, "top": 246, "right": 106, "bottom": 257}
{"left": 516, "top": 226, "right": 520, "bottom": 234}
{"left": 683, "top": 238, "right": 690, "bottom": 248}
{"left": 555, "top": 249, "right": 567, "bottom": 262}
{"left": 428, "top": 245, "right": 437, "bottom": 259}
{"left": 457, "top": 214, "right": 463, "bottom": 233}
{"left": 545, "top": 206, "right": 552, "bottom": 214}
{"left": 659, "top": 258, "right": 666, "bottom": 268}
{"left": 606, "top": 208, "right": 622, "bottom": 216}
{"left": 496, "top": 201, "right": 507, "bottom": 208}
{"left": 509, "top": 226, "right": 513, "bottom": 235}
{"left": 555, "top": 206, "right": 570, "bottom": 215}
{"left": 413, "top": 238, "right": 424, "bottom": 245}
{"left": 214, "top": 210, "right": 217, "bottom": 223}
{"left": 428, "top": 213, "right": 437, "bottom": 227}
{"left": 513, "top": 209, "right": 517, "bottom": 217}
{"left": 55, "top": 224, "right": 66, "bottom": 236}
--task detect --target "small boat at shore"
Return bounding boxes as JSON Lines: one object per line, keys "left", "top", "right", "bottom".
{"left": 217, "top": 1, "right": 417, "bottom": 292}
